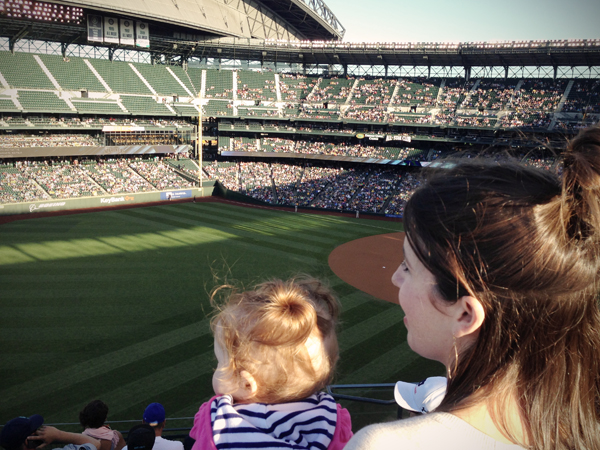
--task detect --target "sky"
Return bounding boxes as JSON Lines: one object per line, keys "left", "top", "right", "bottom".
{"left": 322, "top": 0, "right": 600, "bottom": 43}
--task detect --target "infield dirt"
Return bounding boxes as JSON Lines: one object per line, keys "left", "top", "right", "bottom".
{"left": 328, "top": 232, "right": 405, "bottom": 304}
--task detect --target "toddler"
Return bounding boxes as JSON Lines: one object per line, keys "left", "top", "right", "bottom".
{"left": 189, "top": 277, "right": 352, "bottom": 450}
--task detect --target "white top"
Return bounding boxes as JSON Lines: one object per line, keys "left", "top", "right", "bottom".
{"left": 123, "top": 436, "right": 183, "bottom": 450}
{"left": 151, "top": 436, "right": 183, "bottom": 450}
{"left": 344, "top": 413, "right": 526, "bottom": 450}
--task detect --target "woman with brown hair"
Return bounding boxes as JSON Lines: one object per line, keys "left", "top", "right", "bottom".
{"left": 346, "top": 127, "right": 600, "bottom": 450}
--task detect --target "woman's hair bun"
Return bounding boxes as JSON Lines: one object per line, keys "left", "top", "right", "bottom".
{"left": 562, "top": 126, "right": 600, "bottom": 243}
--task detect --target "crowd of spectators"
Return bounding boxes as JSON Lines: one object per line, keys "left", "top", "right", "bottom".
{"left": 129, "top": 160, "right": 194, "bottom": 190}
{"left": 237, "top": 78, "right": 276, "bottom": 102}
{"left": 271, "top": 163, "right": 302, "bottom": 204}
{"left": 394, "top": 78, "right": 439, "bottom": 107}
{"left": 0, "top": 156, "right": 196, "bottom": 203}
{"left": 522, "top": 153, "right": 557, "bottom": 171}
{"left": 499, "top": 111, "right": 552, "bottom": 129}
{"left": 239, "top": 162, "right": 274, "bottom": 203}
{"left": 107, "top": 134, "right": 179, "bottom": 145}
{"left": 310, "top": 77, "right": 354, "bottom": 103}
{"left": 298, "top": 104, "right": 341, "bottom": 120}
{"left": 0, "top": 134, "right": 98, "bottom": 147}
{"left": 22, "top": 161, "right": 100, "bottom": 198}
{"left": 311, "top": 168, "right": 368, "bottom": 210}
{"left": 0, "top": 164, "right": 50, "bottom": 203}
{"left": 343, "top": 106, "right": 387, "bottom": 123}
{"left": 295, "top": 166, "right": 343, "bottom": 207}
{"left": 1, "top": 142, "right": 567, "bottom": 208}
{"left": 454, "top": 114, "right": 496, "bottom": 128}
{"left": 439, "top": 79, "right": 473, "bottom": 109}
{"left": 384, "top": 172, "right": 421, "bottom": 216}
{"left": 562, "top": 80, "right": 600, "bottom": 113}
{"left": 279, "top": 74, "right": 317, "bottom": 101}
{"left": 204, "top": 161, "right": 240, "bottom": 191}
{"left": 465, "top": 80, "right": 517, "bottom": 110}
{"left": 348, "top": 169, "right": 397, "bottom": 213}
{"left": 511, "top": 79, "right": 567, "bottom": 112}
{"left": 351, "top": 78, "right": 393, "bottom": 105}
{"left": 0, "top": 116, "right": 193, "bottom": 129}
{"left": 387, "top": 112, "right": 434, "bottom": 124}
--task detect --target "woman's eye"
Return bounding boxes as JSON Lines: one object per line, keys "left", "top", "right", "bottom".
{"left": 401, "top": 260, "right": 409, "bottom": 272}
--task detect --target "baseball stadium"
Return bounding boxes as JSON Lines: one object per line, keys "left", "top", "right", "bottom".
{"left": 0, "top": 0, "right": 599, "bottom": 446}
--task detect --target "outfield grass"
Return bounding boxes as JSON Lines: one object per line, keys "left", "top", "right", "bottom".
{"left": 0, "top": 201, "right": 443, "bottom": 431}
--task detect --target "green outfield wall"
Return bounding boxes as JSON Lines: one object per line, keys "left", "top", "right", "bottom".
{"left": 0, "top": 183, "right": 215, "bottom": 216}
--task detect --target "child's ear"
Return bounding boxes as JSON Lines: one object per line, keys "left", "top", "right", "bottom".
{"left": 233, "top": 370, "right": 258, "bottom": 402}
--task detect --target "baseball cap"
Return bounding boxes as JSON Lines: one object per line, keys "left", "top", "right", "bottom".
{"left": 142, "top": 403, "right": 165, "bottom": 426}
{"left": 394, "top": 376, "right": 447, "bottom": 413}
{"left": 0, "top": 415, "right": 44, "bottom": 450}
{"left": 126, "top": 425, "right": 155, "bottom": 450}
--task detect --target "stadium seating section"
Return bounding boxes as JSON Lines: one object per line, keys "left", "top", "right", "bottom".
{"left": 0, "top": 50, "right": 598, "bottom": 211}
{"left": 0, "top": 51, "right": 596, "bottom": 132}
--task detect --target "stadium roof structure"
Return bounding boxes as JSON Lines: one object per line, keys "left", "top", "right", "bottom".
{"left": 0, "top": 0, "right": 344, "bottom": 48}
{"left": 0, "top": 1, "right": 598, "bottom": 71}
{"left": 196, "top": 38, "right": 600, "bottom": 69}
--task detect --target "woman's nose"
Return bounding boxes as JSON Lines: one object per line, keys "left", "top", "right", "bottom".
{"left": 392, "top": 265, "right": 403, "bottom": 287}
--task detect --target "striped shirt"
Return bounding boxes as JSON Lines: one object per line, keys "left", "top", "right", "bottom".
{"left": 210, "top": 392, "right": 338, "bottom": 450}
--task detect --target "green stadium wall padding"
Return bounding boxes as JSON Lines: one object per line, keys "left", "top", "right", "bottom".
{"left": 0, "top": 185, "right": 214, "bottom": 216}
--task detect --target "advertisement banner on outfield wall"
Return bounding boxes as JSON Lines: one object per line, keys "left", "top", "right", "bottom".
{"left": 99, "top": 195, "right": 135, "bottom": 206}
{"left": 0, "top": 188, "right": 207, "bottom": 216}
{"left": 160, "top": 190, "right": 193, "bottom": 201}
{"left": 87, "top": 15, "right": 103, "bottom": 42}
{"left": 120, "top": 19, "right": 135, "bottom": 46}
{"left": 104, "top": 17, "right": 119, "bottom": 44}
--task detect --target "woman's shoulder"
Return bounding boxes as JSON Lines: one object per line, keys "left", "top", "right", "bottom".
{"left": 344, "top": 413, "right": 526, "bottom": 450}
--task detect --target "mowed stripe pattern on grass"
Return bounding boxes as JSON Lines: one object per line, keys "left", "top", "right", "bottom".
{"left": 0, "top": 202, "right": 438, "bottom": 430}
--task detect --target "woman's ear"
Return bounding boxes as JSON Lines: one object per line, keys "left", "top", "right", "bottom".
{"left": 232, "top": 370, "right": 258, "bottom": 402}
{"left": 452, "top": 295, "right": 485, "bottom": 339}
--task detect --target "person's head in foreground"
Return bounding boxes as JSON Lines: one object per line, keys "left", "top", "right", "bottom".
{"left": 0, "top": 416, "right": 44, "bottom": 450}
{"left": 1, "top": 416, "right": 100, "bottom": 450}
{"left": 126, "top": 425, "right": 154, "bottom": 450}
{"left": 352, "top": 127, "right": 600, "bottom": 450}
{"left": 142, "top": 403, "right": 165, "bottom": 430}
{"left": 79, "top": 400, "right": 109, "bottom": 430}
{"left": 211, "top": 276, "right": 340, "bottom": 404}
{"left": 405, "top": 126, "right": 600, "bottom": 448}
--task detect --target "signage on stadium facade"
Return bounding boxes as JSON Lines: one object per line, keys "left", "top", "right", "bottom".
{"left": 29, "top": 202, "right": 66, "bottom": 213}
{"left": 120, "top": 19, "right": 135, "bottom": 46}
{"left": 160, "top": 190, "right": 192, "bottom": 201}
{"left": 386, "top": 135, "right": 412, "bottom": 143}
{"left": 86, "top": 14, "right": 149, "bottom": 48}
{"left": 104, "top": 17, "right": 119, "bottom": 44}
{"left": 136, "top": 21, "right": 150, "bottom": 48}
{"left": 87, "top": 15, "right": 103, "bottom": 43}
{"left": 100, "top": 196, "right": 134, "bottom": 204}
{"left": 102, "top": 126, "right": 146, "bottom": 132}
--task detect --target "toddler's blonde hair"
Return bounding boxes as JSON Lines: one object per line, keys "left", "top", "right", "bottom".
{"left": 211, "top": 276, "right": 340, "bottom": 404}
